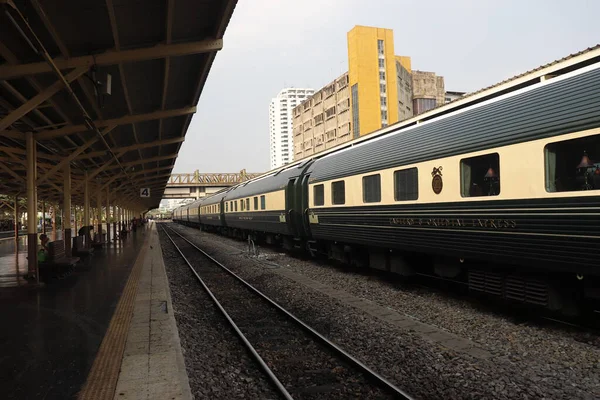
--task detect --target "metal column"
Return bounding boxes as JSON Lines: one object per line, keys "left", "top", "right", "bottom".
{"left": 106, "top": 186, "right": 110, "bottom": 244}
{"left": 96, "top": 187, "right": 102, "bottom": 243}
{"left": 84, "top": 171, "right": 90, "bottom": 248}
{"left": 42, "top": 201, "right": 46, "bottom": 234}
{"left": 14, "top": 195, "right": 18, "bottom": 251}
{"left": 26, "top": 132, "right": 38, "bottom": 282}
{"left": 112, "top": 203, "right": 117, "bottom": 242}
{"left": 63, "top": 163, "right": 72, "bottom": 257}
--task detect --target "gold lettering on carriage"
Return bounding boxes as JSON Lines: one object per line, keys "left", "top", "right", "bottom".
{"left": 389, "top": 218, "right": 517, "bottom": 229}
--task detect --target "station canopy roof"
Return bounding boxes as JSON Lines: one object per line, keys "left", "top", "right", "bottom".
{"left": 0, "top": 0, "right": 237, "bottom": 210}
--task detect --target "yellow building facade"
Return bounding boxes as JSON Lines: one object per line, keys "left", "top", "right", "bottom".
{"left": 348, "top": 26, "right": 400, "bottom": 138}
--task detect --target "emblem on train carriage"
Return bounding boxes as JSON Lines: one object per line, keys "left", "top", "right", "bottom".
{"left": 431, "top": 166, "right": 443, "bottom": 194}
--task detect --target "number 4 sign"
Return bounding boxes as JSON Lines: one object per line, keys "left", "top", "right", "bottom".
{"left": 140, "top": 188, "right": 150, "bottom": 197}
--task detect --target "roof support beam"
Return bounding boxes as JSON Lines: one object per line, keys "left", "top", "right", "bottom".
{"left": 0, "top": 40, "right": 223, "bottom": 80}
{"left": 112, "top": 154, "right": 178, "bottom": 170}
{"left": 35, "top": 107, "right": 196, "bottom": 140}
{"left": 0, "top": 67, "right": 87, "bottom": 132}
{"left": 36, "top": 125, "right": 116, "bottom": 186}
{"left": 71, "top": 150, "right": 127, "bottom": 191}
{"left": 0, "top": 161, "right": 24, "bottom": 181}
{"left": 73, "top": 137, "right": 184, "bottom": 160}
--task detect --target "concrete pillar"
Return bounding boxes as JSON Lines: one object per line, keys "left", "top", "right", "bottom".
{"left": 26, "top": 132, "right": 38, "bottom": 282}
{"left": 106, "top": 186, "right": 110, "bottom": 244}
{"left": 63, "top": 163, "right": 72, "bottom": 257}
{"left": 84, "top": 171, "right": 90, "bottom": 248}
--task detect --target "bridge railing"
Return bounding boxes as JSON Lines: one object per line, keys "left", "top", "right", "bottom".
{"left": 167, "top": 170, "right": 262, "bottom": 186}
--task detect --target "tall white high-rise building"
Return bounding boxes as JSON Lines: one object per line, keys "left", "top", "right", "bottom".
{"left": 269, "top": 87, "right": 314, "bottom": 169}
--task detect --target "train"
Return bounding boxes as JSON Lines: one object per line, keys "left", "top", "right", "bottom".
{"left": 174, "top": 60, "right": 600, "bottom": 314}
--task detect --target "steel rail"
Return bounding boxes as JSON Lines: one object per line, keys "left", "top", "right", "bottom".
{"left": 164, "top": 224, "right": 413, "bottom": 400}
{"left": 159, "top": 225, "right": 293, "bottom": 400}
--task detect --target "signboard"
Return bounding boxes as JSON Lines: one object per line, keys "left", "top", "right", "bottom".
{"left": 140, "top": 188, "right": 150, "bottom": 197}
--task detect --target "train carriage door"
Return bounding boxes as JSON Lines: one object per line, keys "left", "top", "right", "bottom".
{"left": 285, "top": 178, "right": 299, "bottom": 237}
{"left": 219, "top": 198, "right": 226, "bottom": 227}
{"left": 298, "top": 173, "right": 312, "bottom": 238}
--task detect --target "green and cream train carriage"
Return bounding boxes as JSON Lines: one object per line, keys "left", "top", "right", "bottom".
{"left": 176, "top": 60, "right": 600, "bottom": 311}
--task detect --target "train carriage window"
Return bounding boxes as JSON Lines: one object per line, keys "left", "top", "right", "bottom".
{"left": 314, "top": 184, "right": 324, "bottom": 206}
{"left": 545, "top": 134, "right": 600, "bottom": 192}
{"left": 260, "top": 195, "right": 266, "bottom": 210}
{"left": 246, "top": 198, "right": 250, "bottom": 211}
{"left": 331, "top": 181, "right": 345, "bottom": 205}
{"left": 226, "top": 203, "right": 228, "bottom": 212}
{"left": 254, "top": 197, "right": 259, "bottom": 210}
{"left": 394, "top": 168, "right": 419, "bottom": 201}
{"left": 461, "top": 153, "right": 500, "bottom": 197}
{"left": 363, "top": 174, "right": 381, "bottom": 203}
{"left": 234, "top": 201, "right": 238, "bottom": 212}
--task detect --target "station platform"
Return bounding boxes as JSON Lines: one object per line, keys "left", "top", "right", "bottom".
{"left": 0, "top": 223, "right": 190, "bottom": 400}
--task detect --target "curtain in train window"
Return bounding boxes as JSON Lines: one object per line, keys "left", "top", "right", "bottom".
{"left": 331, "top": 181, "right": 345, "bottom": 205}
{"left": 545, "top": 134, "right": 600, "bottom": 192}
{"left": 394, "top": 168, "right": 418, "bottom": 201}
{"left": 314, "top": 184, "right": 324, "bottom": 206}
{"left": 363, "top": 174, "right": 381, "bottom": 203}
{"left": 460, "top": 153, "right": 500, "bottom": 197}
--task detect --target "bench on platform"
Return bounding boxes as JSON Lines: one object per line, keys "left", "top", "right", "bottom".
{"left": 72, "top": 235, "right": 94, "bottom": 257}
{"left": 39, "top": 240, "right": 80, "bottom": 280}
{"left": 92, "top": 232, "right": 106, "bottom": 248}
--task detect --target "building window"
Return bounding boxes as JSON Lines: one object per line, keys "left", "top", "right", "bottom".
{"left": 379, "top": 71, "right": 386, "bottom": 81}
{"left": 351, "top": 84, "right": 360, "bottom": 139}
{"left": 544, "top": 134, "right": 600, "bottom": 192}
{"left": 313, "top": 184, "right": 324, "bottom": 206}
{"left": 331, "top": 181, "right": 345, "bottom": 205}
{"left": 380, "top": 97, "right": 387, "bottom": 106}
{"left": 380, "top": 83, "right": 386, "bottom": 94}
{"left": 461, "top": 153, "right": 500, "bottom": 197}
{"left": 394, "top": 168, "right": 419, "bottom": 201}
{"left": 253, "top": 196, "right": 258, "bottom": 210}
{"left": 381, "top": 110, "right": 387, "bottom": 121}
{"left": 363, "top": 174, "right": 381, "bottom": 203}
{"left": 260, "top": 195, "right": 266, "bottom": 210}
{"left": 378, "top": 59, "right": 385, "bottom": 69}
{"left": 377, "top": 39, "right": 384, "bottom": 55}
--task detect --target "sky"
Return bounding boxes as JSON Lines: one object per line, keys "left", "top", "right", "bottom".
{"left": 173, "top": 0, "right": 600, "bottom": 174}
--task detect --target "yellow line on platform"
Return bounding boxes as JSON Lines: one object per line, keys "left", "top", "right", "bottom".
{"left": 77, "top": 234, "right": 149, "bottom": 400}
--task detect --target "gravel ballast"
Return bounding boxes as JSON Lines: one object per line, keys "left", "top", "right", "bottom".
{"left": 159, "top": 229, "right": 278, "bottom": 399}
{"left": 168, "top": 223, "right": 600, "bottom": 400}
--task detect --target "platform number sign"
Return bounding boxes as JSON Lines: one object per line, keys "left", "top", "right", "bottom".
{"left": 140, "top": 188, "right": 150, "bottom": 198}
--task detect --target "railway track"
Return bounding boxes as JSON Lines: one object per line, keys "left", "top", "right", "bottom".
{"left": 160, "top": 224, "right": 412, "bottom": 400}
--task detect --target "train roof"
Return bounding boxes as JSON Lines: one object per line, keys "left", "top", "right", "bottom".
{"left": 308, "top": 62, "right": 600, "bottom": 182}
{"left": 226, "top": 160, "right": 313, "bottom": 198}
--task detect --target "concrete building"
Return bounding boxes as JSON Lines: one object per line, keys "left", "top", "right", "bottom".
{"left": 293, "top": 74, "right": 351, "bottom": 159}
{"left": 269, "top": 88, "right": 314, "bottom": 169}
{"left": 412, "top": 70, "right": 446, "bottom": 115}
{"left": 445, "top": 90, "right": 467, "bottom": 103}
{"left": 347, "top": 26, "right": 414, "bottom": 137}
{"left": 292, "top": 25, "right": 449, "bottom": 161}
